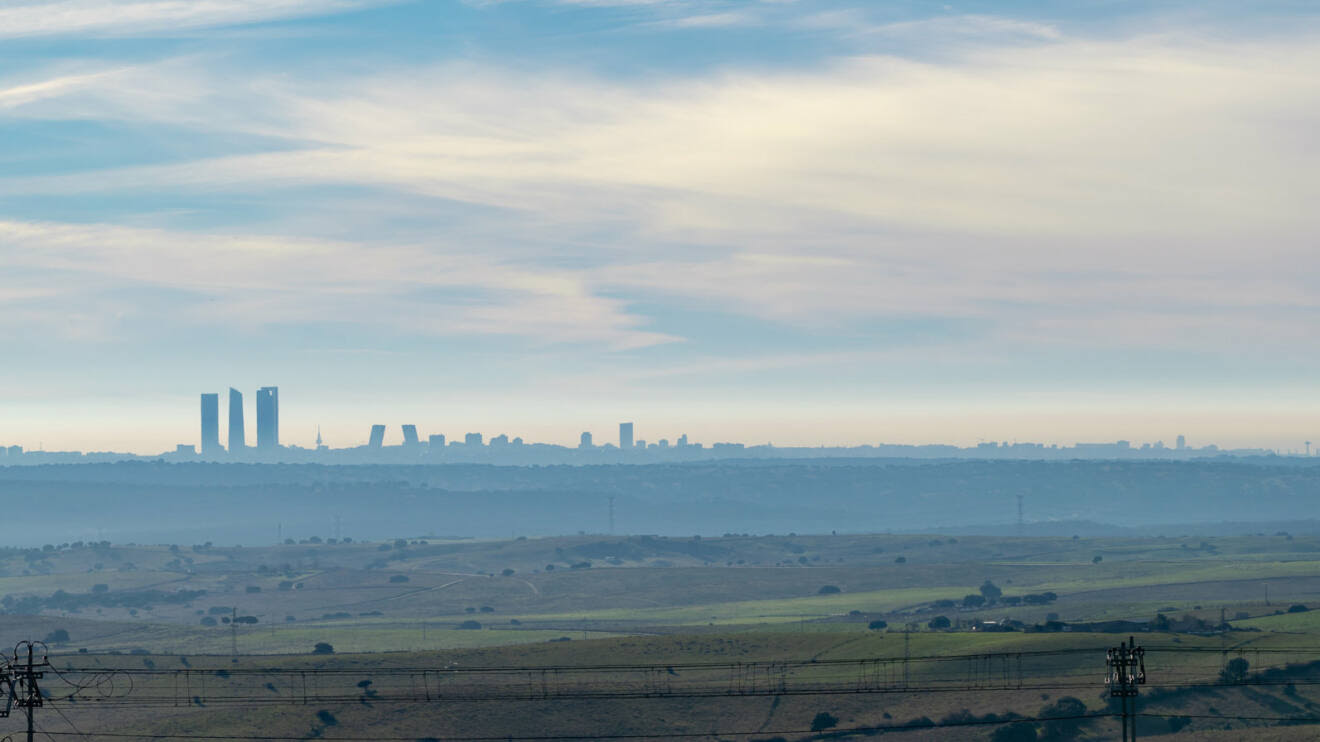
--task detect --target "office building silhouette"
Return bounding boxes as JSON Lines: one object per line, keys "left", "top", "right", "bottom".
{"left": 200, "top": 393, "right": 220, "bottom": 455}
{"left": 256, "top": 386, "right": 279, "bottom": 450}
{"left": 228, "top": 388, "right": 245, "bottom": 451}
{"left": 368, "top": 425, "right": 386, "bottom": 448}
{"left": 619, "top": 422, "right": 634, "bottom": 450}
{"left": 402, "top": 425, "right": 420, "bottom": 446}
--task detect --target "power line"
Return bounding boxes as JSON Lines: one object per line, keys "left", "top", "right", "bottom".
{"left": 26, "top": 711, "right": 1115, "bottom": 741}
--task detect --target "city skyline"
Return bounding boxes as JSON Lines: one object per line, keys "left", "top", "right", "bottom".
{"left": 0, "top": 384, "right": 1311, "bottom": 460}
{"left": 1, "top": 1, "right": 1317, "bottom": 453}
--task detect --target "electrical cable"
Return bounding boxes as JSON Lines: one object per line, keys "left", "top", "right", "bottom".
{"left": 15, "top": 712, "right": 1113, "bottom": 740}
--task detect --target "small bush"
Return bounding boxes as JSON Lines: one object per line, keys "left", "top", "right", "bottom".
{"left": 818, "top": 585, "right": 841, "bottom": 595}
{"left": 810, "top": 712, "right": 838, "bottom": 732}
{"left": 312, "top": 642, "right": 334, "bottom": 655}
{"left": 868, "top": 620, "right": 888, "bottom": 630}
{"left": 458, "top": 620, "right": 482, "bottom": 630}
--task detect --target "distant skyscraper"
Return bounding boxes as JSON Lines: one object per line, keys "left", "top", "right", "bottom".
{"left": 200, "top": 393, "right": 220, "bottom": 455}
{"left": 368, "top": 425, "right": 386, "bottom": 448}
{"left": 465, "top": 432, "right": 484, "bottom": 446}
{"left": 619, "top": 422, "right": 634, "bottom": 450}
{"left": 579, "top": 431, "right": 593, "bottom": 448}
{"left": 228, "top": 388, "right": 245, "bottom": 451}
{"left": 256, "top": 386, "right": 279, "bottom": 450}
{"left": 1176, "top": 434, "right": 1186, "bottom": 450}
{"left": 428, "top": 434, "right": 446, "bottom": 448}
{"left": 402, "top": 425, "right": 420, "bottom": 446}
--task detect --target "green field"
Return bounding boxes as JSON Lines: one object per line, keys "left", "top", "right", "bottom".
{"left": 0, "top": 532, "right": 1319, "bottom": 739}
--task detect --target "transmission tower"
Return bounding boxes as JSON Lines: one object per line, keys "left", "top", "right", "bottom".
{"left": 12, "top": 641, "right": 48, "bottom": 742}
{"left": 1106, "top": 636, "right": 1146, "bottom": 741}
{"left": 1016, "top": 495, "right": 1024, "bottom": 538}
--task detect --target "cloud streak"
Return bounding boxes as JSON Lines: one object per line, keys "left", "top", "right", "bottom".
{"left": 3, "top": 29, "right": 1316, "bottom": 352}
{"left": 0, "top": 220, "right": 676, "bottom": 349}
{"left": 0, "top": 0, "right": 390, "bottom": 37}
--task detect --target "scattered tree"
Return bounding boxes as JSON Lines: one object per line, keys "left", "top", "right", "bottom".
{"left": 928, "top": 615, "right": 951, "bottom": 630}
{"left": 991, "top": 721, "right": 1038, "bottom": 742}
{"left": 1219, "top": 657, "right": 1249, "bottom": 684}
{"left": 1038, "top": 696, "right": 1087, "bottom": 740}
{"left": 979, "top": 580, "right": 1002, "bottom": 602}
{"left": 312, "top": 642, "right": 334, "bottom": 655}
{"left": 868, "top": 620, "right": 888, "bottom": 630}
{"left": 818, "top": 585, "right": 841, "bottom": 595}
{"left": 44, "top": 628, "right": 70, "bottom": 644}
{"left": 810, "top": 712, "right": 839, "bottom": 732}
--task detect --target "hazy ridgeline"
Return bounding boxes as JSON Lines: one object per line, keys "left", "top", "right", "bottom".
{"left": 2, "top": 458, "right": 1317, "bottom": 546}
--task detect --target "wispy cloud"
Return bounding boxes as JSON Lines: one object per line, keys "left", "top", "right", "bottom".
{"left": 0, "top": 0, "right": 391, "bottom": 38}
{"left": 2, "top": 17, "right": 1317, "bottom": 364}
{"left": 0, "top": 220, "right": 676, "bottom": 349}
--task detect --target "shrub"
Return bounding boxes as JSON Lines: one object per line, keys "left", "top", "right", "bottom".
{"left": 501, "top": 568, "right": 515, "bottom": 577}
{"left": 43, "top": 628, "right": 70, "bottom": 644}
{"left": 818, "top": 585, "right": 841, "bottom": 595}
{"left": 458, "top": 620, "right": 482, "bottom": 630}
{"left": 928, "top": 615, "right": 951, "bottom": 629}
{"left": 991, "top": 721, "right": 1038, "bottom": 742}
{"left": 868, "top": 620, "right": 888, "bottom": 630}
{"left": 312, "top": 642, "right": 334, "bottom": 655}
{"left": 810, "top": 712, "right": 838, "bottom": 732}
{"left": 1219, "top": 657, "right": 1249, "bottom": 684}
{"left": 91, "top": 584, "right": 109, "bottom": 594}
{"left": 1288, "top": 604, "right": 1308, "bottom": 613}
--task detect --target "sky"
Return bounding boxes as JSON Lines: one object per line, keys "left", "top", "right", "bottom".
{"left": 1, "top": 0, "right": 1318, "bottom": 454}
